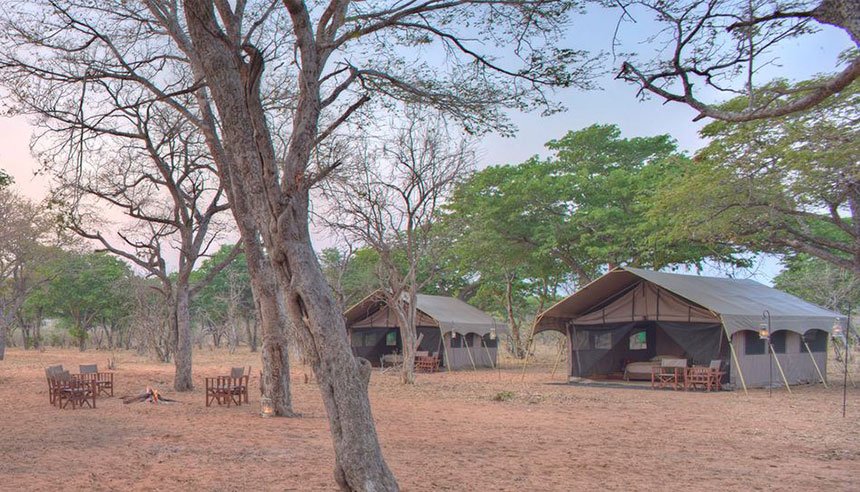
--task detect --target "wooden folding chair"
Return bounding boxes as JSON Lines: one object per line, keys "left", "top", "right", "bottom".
{"left": 651, "top": 359, "right": 686, "bottom": 390}
{"left": 45, "top": 365, "right": 64, "bottom": 405}
{"left": 685, "top": 366, "right": 712, "bottom": 391}
{"left": 63, "top": 379, "right": 97, "bottom": 409}
{"left": 52, "top": 372, "right": 72, "bottom": 409}
{"left": 206, "top": 376, "right": 243, "bottom": 407}
{"left": 230, "top": 366, "right": 250, "bottom": 404}
{"left": 708, "top": 360, "right": 725, "bottom": 391}
{"left": 79, "top": 364, "right": 114, "bottom": 397}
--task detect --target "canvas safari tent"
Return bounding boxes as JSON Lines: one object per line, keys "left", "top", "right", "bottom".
{"left": 534, "top": 267, "right": 847, "bottom": 389}
{"left": 345, "top": 292, "right": 504, "bottom": 369}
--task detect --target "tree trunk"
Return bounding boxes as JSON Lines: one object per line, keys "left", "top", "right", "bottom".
{"left": 182, "top": 2, "right": 396, "bottom": 487}
{"left": 504, "top": 272, "right": 522, "bottom": 358}
{"left": 245, "top": 317, "right": 258, "bottom": 352}
{"left": 173, "top": 286, "right": 193, "bottom": 391}
{"left": 270, "top": 199, "right": 397, "bottom": 491}
{"left": 33, "top": 309, "right": 43, "bottom": 351}
{"left": 391, "top": 294, "right": 417, "bottom": 385}
{"left": 247, "top": 235, "right": 294, "bottom": 417}
{"left": 78, "top": 325, "right": 86, "bottom": 351}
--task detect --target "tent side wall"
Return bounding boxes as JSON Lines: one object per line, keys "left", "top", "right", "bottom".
{"left": 443, "top": 333, "right": 497, "bottom": 369}
{"left": 730, "top": 330, "right": 828, "bottom": 387}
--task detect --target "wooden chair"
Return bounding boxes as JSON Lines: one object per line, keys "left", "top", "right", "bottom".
{"left": 651, "top": 359, "right": 686, "bottom": 390}
{"left": 230, "top": 366, "right": 250, "bottom": 404}
{"left": 45, "top": 365, "right": 64, "bottom": 405}
{"left": 708, "top": 360, "right": 725, "bottom": 391}
{"left": 685, "top": 366, "right": 712, "bottom": 391}
{"left": 50, "top": 371, "right": 73, "bottom": 408}
{"left": 415, "top": 353, "right": 441, "bottom": 373}
{"left": 78, "top": 364, "right": 115, "bottom": 397}
{"left": 206, "top": 376, "right": 242, "bottom": 407}
{"left": 63, "top": 379, "right": 97, "bottom": 409}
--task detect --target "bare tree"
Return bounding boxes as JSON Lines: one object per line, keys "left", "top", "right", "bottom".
{"left": 614, "top": 0, "right": 859, "bottom": 122}
{"left": 0, "top": 0, "right": 593, "bottom": 488}
{"left": 40, "top": 107, "right": 237, "bottom": 390}
{"left": 321, "top": 112, "right": 473, "bottom": 384}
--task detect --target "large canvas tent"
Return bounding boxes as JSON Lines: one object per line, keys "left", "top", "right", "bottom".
{"left": 534, "top": 267, "right": 847, "bottom": 389}
{"left": 345, "top": 292, "right": 503, "bottom": 369}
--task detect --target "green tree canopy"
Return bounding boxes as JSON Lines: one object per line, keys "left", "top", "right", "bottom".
{"left": 33, "top": 251, "right": 133, "bottom": 350}
{"left": 654, "top": 79, "right": 859, "bottom": 277}
{"left": 190, "top": 244, "right": 254, "bottom": 328}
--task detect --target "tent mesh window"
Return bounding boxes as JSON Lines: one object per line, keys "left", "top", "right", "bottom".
{"left": 450, "top": 334, "right": 463, "bottom": 348}
{"left": 771, "top": 331, "right": 787, "bottom": 353}
{"left": 385, "top": 331, "right": 397, "bottom": 346}
{"left": 592, "top": 332, "right": 612, "bottom": 349}
{"left": 628, "top": 331, "right": 647, "bottom": 351}
{"left": 801, "top": 330, "right": 828, "bottom": 352}
{"left": 744, "top": 330, "right": 767, "bottom": 355}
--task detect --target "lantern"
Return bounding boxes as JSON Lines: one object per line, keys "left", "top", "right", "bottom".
{"left": 832, "top": 318, "right": 845, "bottom": 339}
{"left": 260, "top": 396, "right": 275, "bottom": 418}
{"left": 758, "top": 323, "right": 770, "bottom": 340}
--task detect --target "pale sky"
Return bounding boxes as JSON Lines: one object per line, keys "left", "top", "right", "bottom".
{"left": 1, "top": 6, "right": 854, "bottom": 284}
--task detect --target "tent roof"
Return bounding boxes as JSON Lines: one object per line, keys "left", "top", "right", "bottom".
{"left": 345, "top": 291, "right": 504, "bottom": 336}
{"left": 535, "top": 266, "right": 846, "bottom": 336}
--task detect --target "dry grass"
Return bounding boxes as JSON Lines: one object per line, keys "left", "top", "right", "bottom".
{"left": 1, "top": 346, "right": 858, "bottom": 491}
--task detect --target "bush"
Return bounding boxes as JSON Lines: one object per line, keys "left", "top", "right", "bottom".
{"left": 491, "top": 390, "right": 515, "bottom": 402}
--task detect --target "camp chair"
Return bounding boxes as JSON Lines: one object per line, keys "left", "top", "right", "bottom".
{"left": 79, "top": 364, "right": 115, "bottom": 397}
{"left": 45, "top": 365, "right": 64, "bottom": 405}
{"left": 415, "top": 352, "right": 440, "bottom": 373}
{"left": 651, "top": 359, "right": 686, "bottom": 390}
{"left": 206, "top": 376, "right": 242, "bottom": 407}
{"left": 230, "top": 366, "right": 250, "bottom": 403}
{"left": 63, "top": 378, "right": 96, "bottom": 409}
{"left": 51, "top": 371, "right": 92, "bottom": 409}
{"left": 685, "top": 366, "right": 711, "bottom": 391}
{"left": 708, "top": 360, "right": 725, "bottom": 391}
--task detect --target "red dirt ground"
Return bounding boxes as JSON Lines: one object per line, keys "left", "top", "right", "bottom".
{"left": 1, "top": 347, "right": 858, "bottom": 491}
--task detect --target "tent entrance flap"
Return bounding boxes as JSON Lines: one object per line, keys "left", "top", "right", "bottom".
{"left": 568, "top": 321, "right": 725, "bottom": 378}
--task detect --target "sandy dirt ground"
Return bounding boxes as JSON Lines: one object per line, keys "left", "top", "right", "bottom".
{"left": 1, "top": 347, "right": 858, "bottom": 491}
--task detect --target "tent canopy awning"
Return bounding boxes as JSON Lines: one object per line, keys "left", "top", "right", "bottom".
{"left": 535, "top": 266, "right": 846, "bottom": 336}
{"left": 345, "top": 291, "right": 505, "bottom": 336}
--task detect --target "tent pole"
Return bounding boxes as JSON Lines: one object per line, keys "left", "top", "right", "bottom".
{"left": 465, "top": 334, "right": 478, "bottom": 371}
{"left": 550, "top": 337, "right": 566, "bottom": 379}
{"left": 441, "top": 328, "right": 452, "bottom": 373}
{"left": 722, "top": 324, "right": 748, "bottom": 395}
{"left": 519, "top": 321, "right": 538, "bottom": 383}
{"left": 481, "top": 337, "right": 495, "bottom": 369}
{"left": 803, "top": 340, "right": 828, "bottom": 388}
{"left": 769, "top": 343, "right": 792, "bottom": 394}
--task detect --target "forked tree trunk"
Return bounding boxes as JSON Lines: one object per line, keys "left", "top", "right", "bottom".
{"left": 182, "top": 1, "right": 396, "bottom": 488}
{"left": 270, "top": 196, "right": 398, "bottom": 491}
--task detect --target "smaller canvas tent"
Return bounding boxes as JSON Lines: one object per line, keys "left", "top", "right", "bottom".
{"left": 345, "top": 292, "right": 503, "bottom": 369}
{"left": 534, "top": 267, "right": 847, "bottom": 389}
